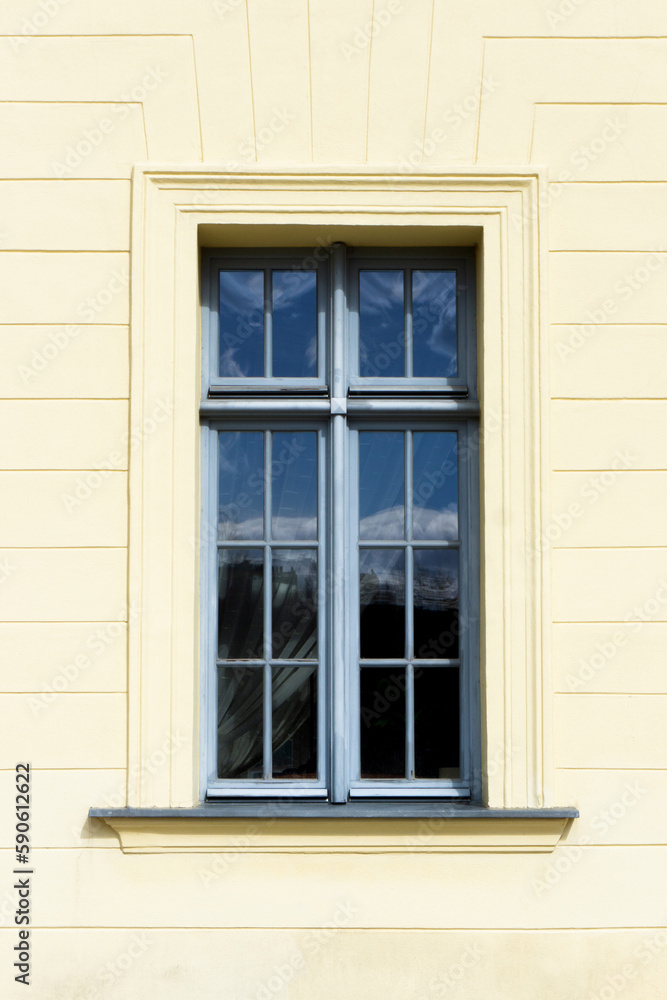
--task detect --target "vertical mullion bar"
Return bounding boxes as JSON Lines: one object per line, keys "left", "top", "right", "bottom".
{"left": 331, "top": 242, "right": 347, "bottom": 802}
{"left": 406, "top": 662, "right": 415, "bottom": 779}
{"left": 405, "top": 269, "right": 412, "bottom": 378}
{"left": 405, "top": 432, "right": 414, "bottom": 663}
{"left": 264, "top": 269, "right": 272, "bottom": 378}
{"left": 263, "top": 431, "right": 272, "bottom": 780}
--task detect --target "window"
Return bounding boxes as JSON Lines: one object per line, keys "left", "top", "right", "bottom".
{"left": 200, "top": 245, "right": 480, "bottom": 803}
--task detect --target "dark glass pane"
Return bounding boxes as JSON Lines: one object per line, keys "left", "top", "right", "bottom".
{"left": 359, "top": 549, "right": 405, "bottom": 658}
{"left": 360, "top": 668, "right": 406, "bottom": 778}
{"left": 272, "top": 665, "right": 317, "bottom": 779}
{"left": 412, "top": 270, "right": 457, "bottom": 377}
{"left": 412, "top": 432, "right": 458, "bottom": 541}
{"left": 272, "top": 271, "right": 317, "bottom": 377}
{"left": 218, "top": 549, "right": 264, "bottom": 659}
{"left": 272, "top": 431, "right": 317, "bottom": 540}
{"left": 272, "top": 549, "right": 317, "bottom": 659}
{"left": 219, "top": 270, "right": 264, "bottom": 377}
{"left": 359, "top": 270, "right": 404, "bottom": 377}
{"left": 217, "top": 666, "right": 264, "bottom": 779}
{"left": 218, "top": 432, "right": 264, "bottom": 541}
{"left": 359, "top": 432, "right": 405, "bottom": 540}
{"left": 413, "top": 550, "right": 459, "bottom": 659}
{"left": 414, "top": 668, "right": 460, "bottom": 778}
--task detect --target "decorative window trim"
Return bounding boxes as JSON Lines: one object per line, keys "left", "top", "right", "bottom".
{"left": 94, "top": 165, "right": 577, "bottom": 851}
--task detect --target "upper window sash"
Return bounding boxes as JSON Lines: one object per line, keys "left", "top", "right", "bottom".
{"left": 202, "top": 246, "right": 476, "bottom": 401}
{"left": 347, "top": 247, "right": 476, "bottom": 399}
{"left": 202, "top": 249, "right": 329, "bottom": 395}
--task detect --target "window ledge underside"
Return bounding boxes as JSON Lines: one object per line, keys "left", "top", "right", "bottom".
{"left": 89, "top": 804, "right": 578, "bottom": 855}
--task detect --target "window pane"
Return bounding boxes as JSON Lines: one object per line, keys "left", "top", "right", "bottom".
{"left": 412, "top": 270, "right": 457, "bottom": 377}
{"left": 359, "top": 549, "right": 405, "bottom": 658}
{"left": 360, "top": 668, "right": 406, "bottom": 778}
{"left": 271, "top": 431, "right": 317, "bottom": 540}
{"left": 219, "top": 270, "right": 264, "bottom": 377}
{"left": 414, "top": 668, "right": 460, "bottom": 779}
{"left": 272, "top": 549, "right": 317, "bottom": 659}
{"left": 359, "top": 431, "right": 405, "bottom": 540}
{"left": 218, "top": 549, "right": 264, "bottom": 659}
{"left": 217, "top": 666, "right": 264, "bottom": 779}
{"left": 272, "top": 665, "right": 317, "bottom": 778}
{"left": 218, "top": 432, "right": 264, "bottom": 541}
{"left": 412, "top": 432, "right": 458, "bottom": 541}
{"left": 413, "top": 550, "right": 459, "bottom": 659}
{"left": 359, "top": 270, "right": 404, "bottom": 377}
{"left": 272, "top": 271, "right": 317, "bottom": 377}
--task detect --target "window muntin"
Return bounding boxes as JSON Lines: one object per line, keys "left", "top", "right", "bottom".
{"left": 202, "top": 246, "right": 478, "bottom": 801}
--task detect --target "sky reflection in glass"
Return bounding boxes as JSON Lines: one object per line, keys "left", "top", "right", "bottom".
{"left": 359, "top": 270, "right": 405, "bottom": 377}
{"left": 413, "top": 431, "right": 458, "bottom": 541}
{"left": 272, "top": 431, "right": 317, "bottom": 540}
{"left": 272, "top": 271, "right": 317, "bottom": 377}
{"left": 412, "top": 270, "right": 457, "bottom": 377}
{"left": 219, "top": 270, "right": 264, "bottom": 377}
{"left": 359, "top": 431, "right": 404, "bottom": 539}
{"left": 218, "top": 432, "right": 264, "bottom": 540}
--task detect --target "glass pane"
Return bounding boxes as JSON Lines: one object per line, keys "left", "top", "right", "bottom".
{"left": 359, "top": 432, "right": 405, "bottom": 540}
{"left": 271, "top": 431, "right": 317, "bottom": 540}
{"left": 272, "top": 549, "right": 318, "bottom": 659}
{"left": 272, "top": 665, "right": 317, "bottom": 778}
{"left": 359, "top": 549, "right": 405, "bottom": 658}
{"left": 219, "top": 270, "right": 264, "bottom": 377}
{"left": 412, "top": 270, "right": 457, "bottom": 377}
{"left": 360, "top": 668, "right": 406, "bottom": 778}
{"left": 272, "top": 271, "right": 317, "bottom": 377}
{"left": 414, "top": 550, "right": 459, "bottom": 659}
{"left": 217, "top": 666, "right": 264, "bottom": 779}
{"left": 359, "top": 270, "right": 404, "bottom": 377}
{"left": 414, "top": 668, "right": 460, "bottom": 778}
{"left": 218, "top": 549, "right": 264, "bottom": 659}
{"left": 218, "top": 432, "right": 264, "bottom": 541}
{"left": 412, "top": 432, "right": 458, "bottom": 541}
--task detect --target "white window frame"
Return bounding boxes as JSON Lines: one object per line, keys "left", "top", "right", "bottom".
{"left": 200, "top": 245, "right": 480, "bottom": 803}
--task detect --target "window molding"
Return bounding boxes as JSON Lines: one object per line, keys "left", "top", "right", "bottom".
{"left": 121, "top": 165, "right": 555, "bottom": 823}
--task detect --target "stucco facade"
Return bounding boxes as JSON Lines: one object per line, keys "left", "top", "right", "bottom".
{"left": 1, "top": 2, "right": 666, "bottom": 997}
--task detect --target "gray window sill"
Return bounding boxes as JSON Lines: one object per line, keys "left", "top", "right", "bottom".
{"left": 89, "top": 803, "right": 578, "bottom": 854}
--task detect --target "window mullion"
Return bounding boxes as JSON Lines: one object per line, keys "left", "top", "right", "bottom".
{"left": 330, "top": 242, "right": 348, "bottom": 802}
{"left": 264, "top": 269, "right": 272, "bottom": 378}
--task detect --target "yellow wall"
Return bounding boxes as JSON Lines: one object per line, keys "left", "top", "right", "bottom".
{"left": 1, "top": 2, "right": 666, "bottom": 997}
